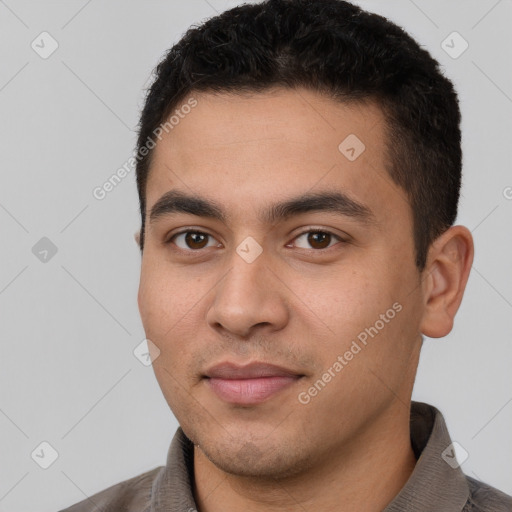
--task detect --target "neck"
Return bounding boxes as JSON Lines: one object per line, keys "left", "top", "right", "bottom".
{"left": 193, "top": 400, "right": 417, "bottom": 512}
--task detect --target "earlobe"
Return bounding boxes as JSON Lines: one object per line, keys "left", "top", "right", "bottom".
{"left": 134, "top": 230, "right": 141, "bottom": 248}
{"left": 419, "top": 225, "right": 474, "bottom": 338}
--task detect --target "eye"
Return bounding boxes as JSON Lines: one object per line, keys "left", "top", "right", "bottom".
{"left": 290, "top": 229, "right": 344, "bottom": 250}
{"left": 166, "top": 228, "right": 345, "bottom": 253}
{"left": 167, "top": 230, "right": 221, "bottom": 251}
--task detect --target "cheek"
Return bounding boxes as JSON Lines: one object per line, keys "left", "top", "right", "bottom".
{"left": 291, "top": 263, "right": 416, "bottom": 394}
{"left": 290, "top": 266, "right": 389, "bottom": 342}
{"left": 138, "top": 259, "right": 183, "bottom": 323}
{"left": 137, "top": 262, "right": 211, "bottom": 365}
{"left": 152, "top": 358, "right": 199, "bottom": 424}
{"left": 138, "top": 268, "right": 200, "bottom": 406}
{"left": 138, "top": 271, "right": 169, "bottom": 337}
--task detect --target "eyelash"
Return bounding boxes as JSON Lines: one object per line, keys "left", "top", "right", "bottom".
{"left": 165, "top": 228, "right": 345, "bottom": 253}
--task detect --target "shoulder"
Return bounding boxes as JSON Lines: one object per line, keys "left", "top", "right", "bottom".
{"left": 58, "top": 466, "right": 163, "bottom": 512}
{"left": 463, "top": 475, "right": 512, "bottom": 512}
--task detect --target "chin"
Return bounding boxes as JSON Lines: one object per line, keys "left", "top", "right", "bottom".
{"left": 197, "top": 433, "right": 316, "bottom": 480}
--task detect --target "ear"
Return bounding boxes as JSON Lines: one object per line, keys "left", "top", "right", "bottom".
{"left": 134, "top": 230, "right": 141, "bottom": 248}
{"left": 419, "top": 225, "right": 474, "bottom": 338}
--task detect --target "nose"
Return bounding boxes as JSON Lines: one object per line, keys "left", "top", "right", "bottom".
{"left": 206, "top": 247, "right": 289, "bottom": 339}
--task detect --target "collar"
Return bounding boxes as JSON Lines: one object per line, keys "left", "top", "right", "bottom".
{"left": 150, "top": 401, "right": 469, "bottom": 511}
{"left": 383, "top": 401, "right": 469, "bottom": 511}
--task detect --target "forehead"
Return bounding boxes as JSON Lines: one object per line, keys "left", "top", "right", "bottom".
{"left": 145, "top": 87, "right": 410, "bottom": 228}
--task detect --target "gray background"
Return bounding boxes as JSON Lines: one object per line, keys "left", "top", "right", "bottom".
{"left": 0, "top": 0, "right": 511, "bottom": 510}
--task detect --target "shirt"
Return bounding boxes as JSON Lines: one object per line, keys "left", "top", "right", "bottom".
{"left": 59, "top": 401, "right": 512, "bottom": 511}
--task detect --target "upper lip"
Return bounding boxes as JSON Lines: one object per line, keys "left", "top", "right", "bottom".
{"left": 204, "top": 362, "right": 303, "bottom": 379}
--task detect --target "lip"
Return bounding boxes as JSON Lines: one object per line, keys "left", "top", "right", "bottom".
{"left": 204, "top": 362, "right": 303, "bottom": 405}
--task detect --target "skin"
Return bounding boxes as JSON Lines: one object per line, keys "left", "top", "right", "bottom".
{"left": 136, "top": 87, "right": 474, "bottom": 511}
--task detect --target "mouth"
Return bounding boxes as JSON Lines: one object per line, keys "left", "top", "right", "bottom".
{"left": 203, "top": 361, "right": 304, "bottom": 405}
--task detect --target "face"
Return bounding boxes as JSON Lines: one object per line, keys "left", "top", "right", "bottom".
{"left": 138, "top": 87, "right": 425, "bottom": 478}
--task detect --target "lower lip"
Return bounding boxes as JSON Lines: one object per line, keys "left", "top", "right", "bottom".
{"left": 206, "top": 376, "right": 300, "bottom": 405}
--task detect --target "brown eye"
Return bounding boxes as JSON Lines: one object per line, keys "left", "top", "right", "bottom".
{"left": 308, "top": 232, "right": 331, "bottom": 249}
{"left": 169, "top": 231, "right": 218, "bottom": 250}
{"left": 185, "top": 232, "right": 208, "bottom": 249}
{"left": 292, "top": 230, "right": 342, "bottom": 250}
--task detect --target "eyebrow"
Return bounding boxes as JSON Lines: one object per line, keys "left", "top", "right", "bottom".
{"left": 149, "top": 189, "right": 376, "bottom": 227}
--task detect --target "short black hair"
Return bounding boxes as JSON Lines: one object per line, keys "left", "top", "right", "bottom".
{"left": 135, "top": 0, "right": 462, "bottom": 271}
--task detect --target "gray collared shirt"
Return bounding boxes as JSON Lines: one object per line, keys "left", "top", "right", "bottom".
{"left": 59, "top": 401, "right": 512, "bottom": 511}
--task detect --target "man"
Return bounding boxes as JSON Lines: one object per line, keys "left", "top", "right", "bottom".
{"left": 60, "top": 0, "right": 512, "bottom": 510}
